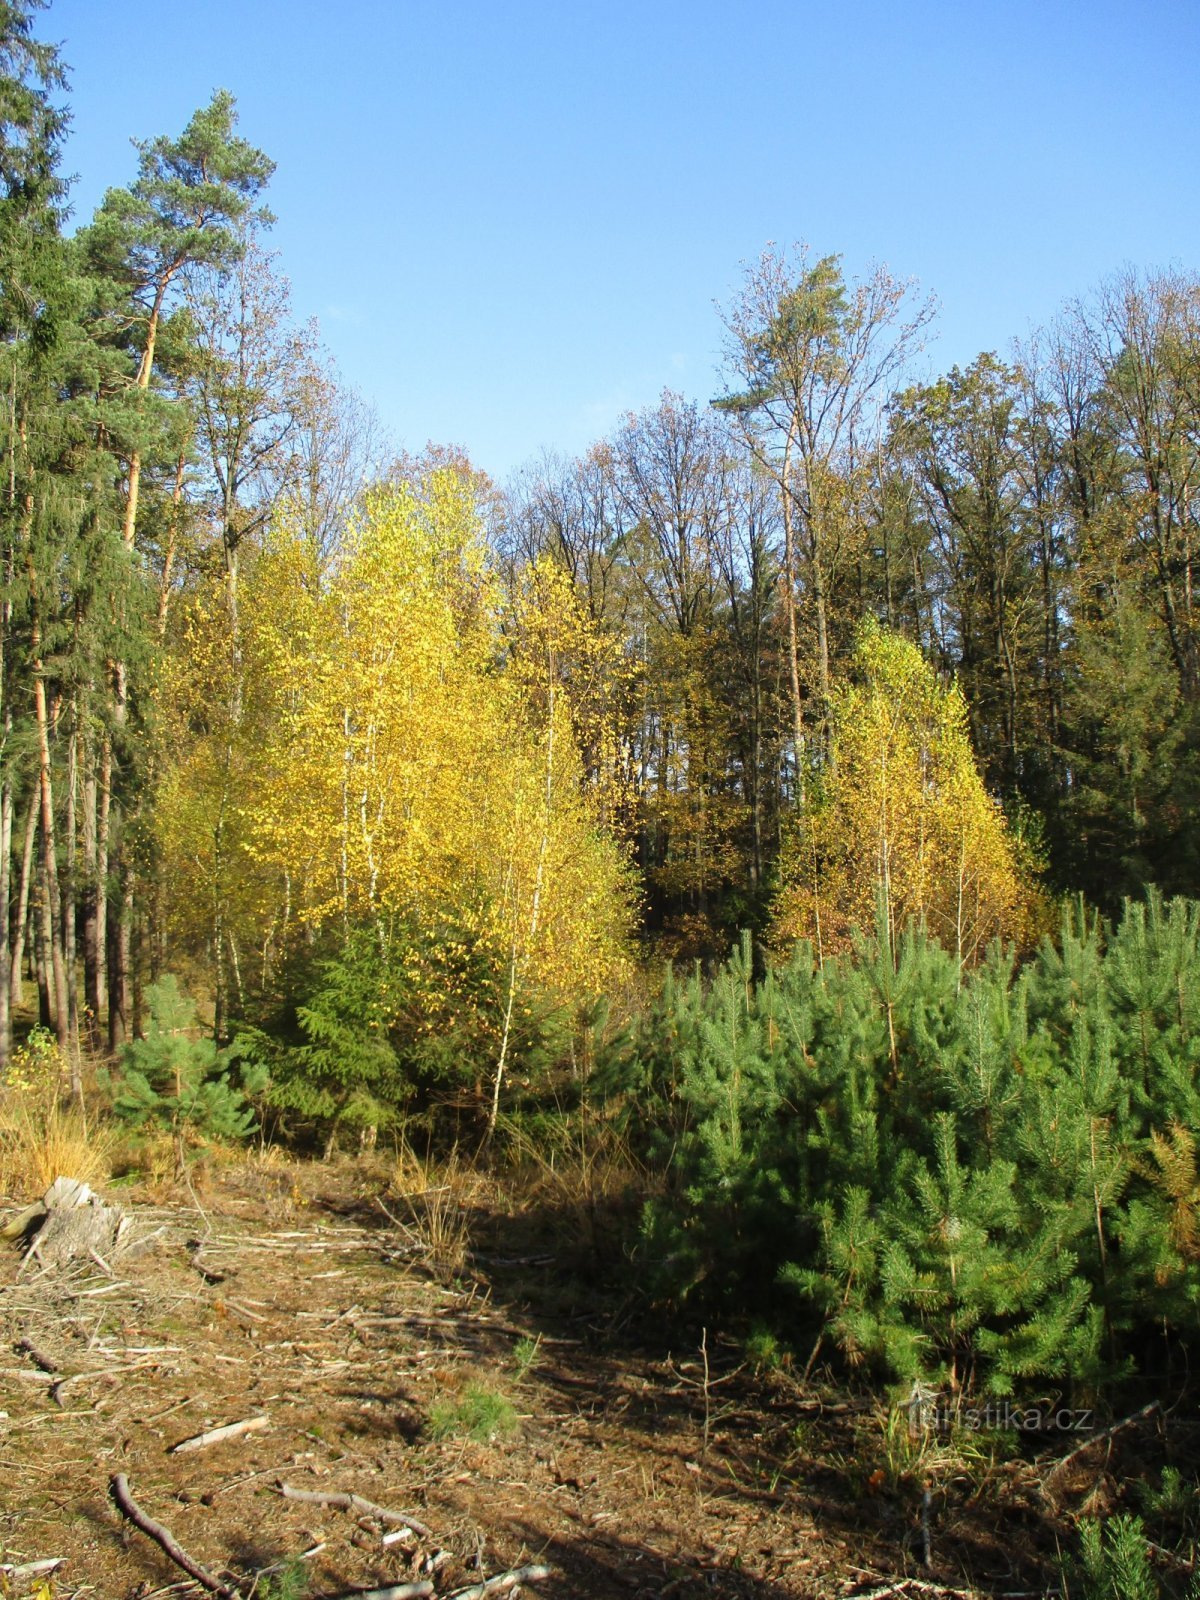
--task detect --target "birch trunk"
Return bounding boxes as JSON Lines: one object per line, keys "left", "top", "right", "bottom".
{"left": 780, "top": 423, "right": 806, "bottom": 805}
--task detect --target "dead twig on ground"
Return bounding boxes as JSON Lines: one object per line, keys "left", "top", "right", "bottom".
{"left": 110, "top": 1473, "right": 238, "bottom": 1599}
{"left": 0, "top": 1558, "right": 65, "bottom": 1584}
{"left": 51, "top": 1357, "right": 166, "bottom": 1405}
{"left": 850, "top": 1582, "right": 981, "bottom": 1600}
{"left": 447, "top": 1563, "right": 553, "bottom": 1600}
{"left": 15, "top": 1335, "right": 59, "bottom": 1372}
{"left": 327, "top": 1586, "right": 433, "bottom": 1600}
{"left": 275, "top": 1480, "right": 433, "bottom": 1537}
{"left": 1044, "top": 1400, "right": 1160, "bottom": 1483}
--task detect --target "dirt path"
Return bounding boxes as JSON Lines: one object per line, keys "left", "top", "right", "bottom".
{"left": 0, "top": 1159, "right": 1104, "bottom": 1599}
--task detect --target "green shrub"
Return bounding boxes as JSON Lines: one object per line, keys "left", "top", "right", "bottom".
{"left": 253, "top": 916, "right": 576, "bottom": 1151}
{"left": 106, "top": 977, "right": 264, "bottom": 1172}
{"left": 612, "top": 893, "right": 1200, "bottom": 1400}
{"left": 1071, "top": 1516, "right": 1158, "bottom": 1600}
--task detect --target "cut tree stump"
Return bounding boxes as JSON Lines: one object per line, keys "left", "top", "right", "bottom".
{"left": 13, "top": 1177, "right": 132, "bottom": 1273}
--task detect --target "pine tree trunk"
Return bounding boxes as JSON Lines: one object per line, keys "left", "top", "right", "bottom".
{"left": 35, "top": 853, "right": 53, "bottom": 1031}
{"left": 96, "top": 733, "right": 111, "bottom": 1027}
{"left": 131, "top": 902, "right": 144, "bottom": 1039}
{"left": 102, "top": 663, "right": 128, "bottom": 1052}
{"left": 9, "top": 784, "right": 37, "bottom": 1009}
{"left": 107, "top": 864, "right": 131, "bottom": 1050}
{"left": 122, "top": 451, "right": 143, "bottom": 549}
{"left": 62, "top": 712, "right": 80, "bottom": 1093}
{"left": 0, "top": 570, "right": 10, "bottom": 1067}
{"left": 31, "top": 615, "right": 69, "bottom": 1051}
{"left": 80, "top": 740, "right": 104, "bottom": 1052}
{"left": 104, "top": 284, "right": 167, "bottom": 1053}
{"left": 0, "top": 767, "right": 12, "bottom": 1071}
{"left": 120, "top": 284, "right": 166, "bottom": 553}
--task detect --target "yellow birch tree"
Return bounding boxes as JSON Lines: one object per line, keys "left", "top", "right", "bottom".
{"left": 233, "top": 471, "right": 634, "bottom": 1114}
{"left": 773, "top": 621, "right": 1035, "bottom": 965}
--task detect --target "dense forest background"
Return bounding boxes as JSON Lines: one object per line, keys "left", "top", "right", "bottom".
{"left": 2, "top": 0, "right": 1199, "bottom": 1128}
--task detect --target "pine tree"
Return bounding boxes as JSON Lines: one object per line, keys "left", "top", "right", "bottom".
{"left": 109, "top": 976, "right": 261, "bottom": 1173}
{"left": 0, "top": 2, "right": 140, "bottom": 1072}
{"left": 80, "top": 90, "right": 274, "bottom": 1046}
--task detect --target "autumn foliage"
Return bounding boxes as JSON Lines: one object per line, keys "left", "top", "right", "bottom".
{"left": 154, "top": 466, "right": 635, "bottom": 1130}
{"left": 773, "top": 621, "right": 1035, "bottom": 964}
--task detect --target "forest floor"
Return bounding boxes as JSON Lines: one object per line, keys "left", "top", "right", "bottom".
{"left": 0, "top": 1151, "right": 1178, "bottom": 1600}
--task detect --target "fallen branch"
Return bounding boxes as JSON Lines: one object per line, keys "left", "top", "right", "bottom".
{"left": 209, "top": 1462, "right": 297, "bottom": 1500}
{"left": 188, "top": 1246, "right": 227, "bottom": 1285}
{"left": 327, "top": 1586, "right": 433, "bottom": 1600}
{"left": 0, "top": 1558, "right": 65, "bottom": 1583}
{"left": 171, "top": 1414, "right": 270, "bottom": 1454}
{"left": 1045, "top": 1400, "right": 1160, "bottom": 1481}
{"left": 110, "top": 1474, "right": 237, "bottom": 1599}
{"left": 225, "top": 1299, "right": 267, "bottom": 1324}
{"left": 850, "top": 1583, "right": 981, "bottom": 1600}
{"left": 276, "top": 1481, "right": 432, "bottom": 1538}
{"left": 15, "top": 1336, "right": 59, "bottom": 1373}
{"left": 52, "top": 1356, "right": 168, "bottom": 1404}
{"left": 447, "top": 1564, "right": 553, "bottom": 1600}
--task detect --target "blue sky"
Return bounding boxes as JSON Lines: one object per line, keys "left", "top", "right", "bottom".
{"left": 48, "top": 0, "right": 1200, "bottom": 481}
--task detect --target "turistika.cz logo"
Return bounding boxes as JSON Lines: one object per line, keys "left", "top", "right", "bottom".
{"left": 907, "top": 1395, "right": 1094, "bottom": 1434}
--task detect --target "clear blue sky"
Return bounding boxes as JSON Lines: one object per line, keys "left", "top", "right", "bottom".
{"left": 48, "top": 0, "right": 1200, "bottom": 482}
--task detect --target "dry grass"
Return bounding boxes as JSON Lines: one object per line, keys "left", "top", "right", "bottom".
{"left": 495, "top": 1102, "right": 648, "bottom": 1209}
{"left": 0, "top": 1027, "right": 114, "bottom": 1199}
{"left": 385, "top": 1142, "right": 486, "bottom": 1277}
{"left": 0, "top": 1093, "right": 114, "bottom": 1199}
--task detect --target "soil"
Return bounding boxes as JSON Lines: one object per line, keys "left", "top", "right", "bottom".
{"left": 0, "top": 1154, "right": 1180, "bottom": 1600}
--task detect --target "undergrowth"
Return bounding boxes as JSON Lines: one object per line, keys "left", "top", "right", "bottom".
{"left": 428, "top": 1382, "right": 518, "bottom": 1443}
{"left": 0, "top": 1027, "right": 112, "bottom": 1198}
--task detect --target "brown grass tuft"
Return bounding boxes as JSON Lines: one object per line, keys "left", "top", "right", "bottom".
{"left": 0, "top": 1094, "right": 114, "bottom": 1199}
{"left": 386, "top": 1143, "right": 486, "bottom": 1277}
{"left": 0, "top": 1028, "right": 113, "bottom": 1199}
